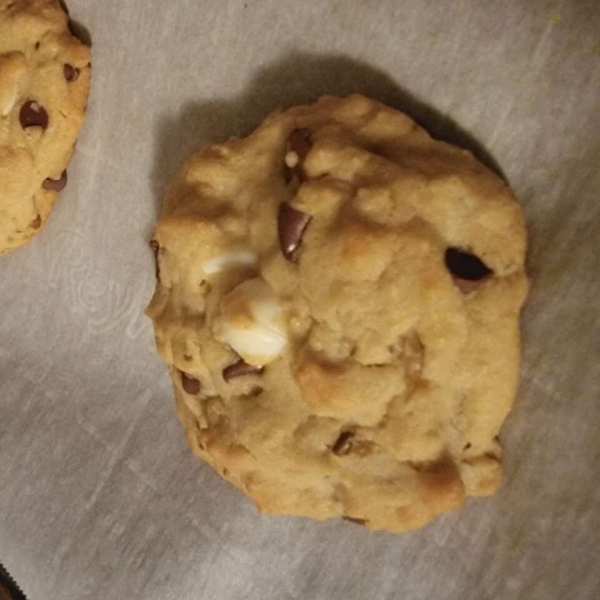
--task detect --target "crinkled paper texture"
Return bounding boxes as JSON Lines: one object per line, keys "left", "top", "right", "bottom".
{"left": 1, "top": 1, "right": 599, "bottom": 598}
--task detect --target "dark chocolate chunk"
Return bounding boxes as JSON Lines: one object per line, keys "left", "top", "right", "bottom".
{"left": 64, "top": 64, "right": 80, "bottom": 82}
{"left": 42, "top": 170, "right": 67, "bottom": 192}
{"left": 223, "top": 359, "right": 264, "bottom": 382}
{"left": 19, "top": 101, "right": 49, "bottom": 130}
{"left": 278, "top": 203, "right": 311, "bottom": 262}
{"left": 332, "top": 431, "right": 354, "bottom": 456}
{"left": 445, "top": 247, "right": 492, "bottom": 292}
{"left": 445, "top": 247, "right": 492, "bottom": 281}
{"left": 181, "top": 372, "right": 201, "bottom": 395}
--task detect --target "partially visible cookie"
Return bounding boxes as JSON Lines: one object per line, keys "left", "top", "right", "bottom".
{"left": 147, "top": 94, "right": 529, "bottom": 533}
{"left": 0, "top": 0, "right": 90, "bottom": 254}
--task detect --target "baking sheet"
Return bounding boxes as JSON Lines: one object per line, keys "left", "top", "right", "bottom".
{"left": 1, "top": 0, "right": 600, "bottom": 598}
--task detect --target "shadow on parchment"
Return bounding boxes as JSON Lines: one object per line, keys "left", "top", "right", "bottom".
{"left": 59, "top": 0, "right": 92, "bottom": 47}
{"left": 151, "top": 52, "right": 505, "bottom": 217}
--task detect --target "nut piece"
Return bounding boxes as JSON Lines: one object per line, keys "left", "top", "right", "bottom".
{"left": 278, "top": 203, "right": 312, "bottom": 262}
{"left": 202, "top": 248, "right": 257, "bottom": 277}
{"left": 218, "top": 278, "right": 287, "bottom": 366}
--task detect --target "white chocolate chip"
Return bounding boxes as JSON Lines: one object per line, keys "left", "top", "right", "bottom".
{"left": 218, "top": 278, "right": 287, "bottom": 366}
{"left": 0, "top": 85, "right": 19, "bottom": 117}
{"left": 285, "top": 151, "right": 299, "bottom": 168}
{"left": 202, "top": 248, "right": 257, "bottom": 277}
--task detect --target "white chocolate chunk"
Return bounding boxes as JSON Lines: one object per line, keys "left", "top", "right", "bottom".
{"left": 202, "top": 248, "right": 257, "bottom": 276}
{"left": 0, "top": 53, "right": 26, "bottom": 117}
{"left": 218, "top": 278, "right": 287, "bottom": 366}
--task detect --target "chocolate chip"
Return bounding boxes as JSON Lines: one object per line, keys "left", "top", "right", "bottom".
{"left": 223, "top": 359, "right": 264, "bottom": 382}
{"left": 284, "top": 128, "right": 313, "bottom": 183}
{"left": 63, "top": 64, "right": 80, "bottom": 82}
{"left": 332, "top": 431, "right": 354, "bottom": 456}
{"left": 278, "top": 203, "right": 311, "bottom": 262}
{"left": 19, "top": 101, "right": 49, "bottom": 130}
{"left": 445, "top": 247, "right": 492, "bottom": 293}
{"left": 42, "top": 170, "right": 67, "bottom": 192}
{"left": 181, "top": 372, "right": 201, "bottom": 395}
{"left": 445, "top": 248, "right": 492, "bottom": 281}
{"left": 342, "top": 516, "right": 367, "bottom": 526}
{"left": 149, "top": 240, "right": 160, "bottom": 278}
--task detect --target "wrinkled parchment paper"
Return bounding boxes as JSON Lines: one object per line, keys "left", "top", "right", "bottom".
{"left": 1, "top": 1, "right": 599, "bottom": 598}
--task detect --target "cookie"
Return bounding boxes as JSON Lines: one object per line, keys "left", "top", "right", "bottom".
{"left": 146, "top": 95, "right": 528, "bottom": 533}
{"left": 0, "top": 0, "right": 90, "bottom": 254}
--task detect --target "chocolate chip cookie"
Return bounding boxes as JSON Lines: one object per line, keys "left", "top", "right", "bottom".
{"left": 0, "top": 0, "right": 90, "bottom": 254}
{"left": 146, "top": 95, "right": 529, "bottom": 533}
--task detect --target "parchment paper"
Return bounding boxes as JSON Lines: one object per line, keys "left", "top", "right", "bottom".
{"left": 1, "top": 1, "right": 599, "bottom": 598}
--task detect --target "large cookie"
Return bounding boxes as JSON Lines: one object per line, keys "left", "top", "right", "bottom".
{"left": 0, "top": 0, "right": 90, "bottom": 254}
{"left": 147, "top": 95, "right": 528, "bottom": 533}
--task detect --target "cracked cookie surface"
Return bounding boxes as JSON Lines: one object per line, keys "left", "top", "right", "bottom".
{"left": 0, "top": 0, "right": 90, "bottom": 254}
{"left": 146, "top": 94, "right": 528, "bottom": 533}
